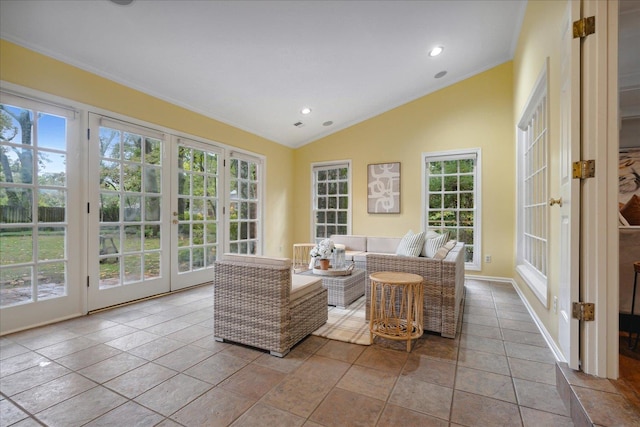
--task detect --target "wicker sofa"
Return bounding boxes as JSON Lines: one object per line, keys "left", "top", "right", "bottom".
{"left": 331, "top": 234, "right": 465, "bottom": 338}
{"left": 213, "top": 254, "right": 328, "bottom": 357}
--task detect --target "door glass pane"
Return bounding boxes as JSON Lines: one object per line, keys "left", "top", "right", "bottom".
{"left": 1, "top": 103, "right": 70, "bottom": 307}
{"left": 176, "top": 145, "right": 219, "bottom": 273}
{"left": 228, "top": 157, "right": 260, "bottom": 254}
{"left": 97, "top": 123, "right": 162, "bottom": 289}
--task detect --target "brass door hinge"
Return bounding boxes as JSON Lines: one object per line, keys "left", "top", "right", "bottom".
{"left": 572, "top": 160, "right": 595, "bottom": 180}
{"left": 572, "top": 302, "right": 595, "bottom": 321}
{"left": 573, "top": 16, "right": 595, "bottom": 39}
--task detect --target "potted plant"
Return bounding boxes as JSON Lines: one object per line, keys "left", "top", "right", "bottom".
{"left": 309, "top": 239, "right": 335, "bottom": 270}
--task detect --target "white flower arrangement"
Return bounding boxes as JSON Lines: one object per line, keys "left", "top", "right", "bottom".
{"left": 309, "top": 239, "right": 335, "bottom": 259}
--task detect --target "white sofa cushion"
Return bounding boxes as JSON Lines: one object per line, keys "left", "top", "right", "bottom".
{"left": 221, "top": 254, "right": 292, "bottom": 268}
{"left": 367, "top": 237, "right": 401, "bottom": 254}
{"left": 291, "top": 274, "right": 323, "bottom": 301}
{"left": 422, "top": 232, "right": 449, "bottom": 258}
{"left": 330, "top": 235, "right": 367, "bottom": 252}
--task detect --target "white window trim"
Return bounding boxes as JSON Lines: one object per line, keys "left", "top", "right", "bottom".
{"left": 310, "top": 160, "right": 352, "bottom": 241}
{"left": 515, "top": 61, "right": 549, "bottom": 307}
{"left": 421, "top": 148, "right": 481, "bottom": 270}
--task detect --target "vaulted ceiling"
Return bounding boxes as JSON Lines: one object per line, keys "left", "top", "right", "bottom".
{"left": 1, "top": 1, "right": 545, "bottom": 147}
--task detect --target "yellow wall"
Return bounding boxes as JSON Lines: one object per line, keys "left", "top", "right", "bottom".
{"left": 293, "top": 62, "right": 515, "bottom": 278}
{"left": 0, "top": 40, "right": 294, "bottom": 257}
{"left": 512, "top": 0, "right": 567, "bottom": 342}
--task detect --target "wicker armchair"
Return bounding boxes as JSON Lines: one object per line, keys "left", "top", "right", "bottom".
{"left": 214, "top": 254, "right": 328, "bottom": 357}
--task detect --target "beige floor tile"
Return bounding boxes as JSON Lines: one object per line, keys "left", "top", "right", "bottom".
{"left": 170, "top": 387, "right": 254, "bottom": 426}
{"left": 261, "top": 374, "right": 335, "bottom": 418}
{"left": 0, "top": 397, "right": 30, "bottom": 426}
{"left": 504, "top": 341, "right": 556, "bottom": 364}
{"left": 309, "top": 388, "right": 384, "bottom": 427}
{"left": 36, "top": 386, "right": 127, "bottom": 427}
{"left": 83, "top": 401, "right": 164, "bottom": 427}
{"left": 127, "top": 337, "right": 186, "bottom": 361}
{"left": 376, "top": 403, "right": 449, "bottom": 427}
{"left": 134, "top": 373, "right": 212, "bottom": 416}
{"left": 355, "top": 345, "right": 409, "bottom": 374}
{"left": 154, "top": 344, "right": 214, "bottom": 372}
{"left": 463, "top": 313, "right": 500, "bottom": 327}
{"left": 37, "top": 337, "right": 100, "bottom": 360}
{"left": 55, "top": 344, "right": 122, "bottom": 371}
{"left": 219, "top": 363, "right": 286, "bottom": 400}
{"left": 460, "top": 322, "right": 503, "bottom": 340}
{"left": 142, "top": 319, "right": 191, "bottom": 336}
{"left": 78, "top": 353, "right": 146, "bottom": 383}
{"left": 459, "top": 333, "right": 505, "bottom": 355}
{"left": 11, "top": 372, "right": 97, "bottom": 413}
{"left": 520, "top": 406, "right": 575, "bottom": 427}
{"left": 0, "top": 342, "right": 31, "bottom": 360}
{"left": 104, "top": 362, "right": 176, "bottom": 398}
{"left": 513, "top": 378, "right": 570, "bottom": 416}
{"left": 315, "top": 340, "right": 366, "bottom": 363}
{"left": 184, "top": 352, "right": 250, "bottom": 385}
{"left": 336, "top": 364, "right": 397, "bottom": 401}
{"left": 402, "top": 354, "right": 457, "bottom": 387}
{"left": 104, "top": 330, "right": 160, "bottom": 352}
{"left": 502, "top": 328, "right": 549, "bottom": 347}
{"left": 230, "top": 402, "right": 305, "bottom": 427}
{"left": 165, "top": 324, "right": 212, "bottom": 344}
{"left": 508, "top": 357, "right": 557, "bottom": 385}
{"left": 499, "top": 318, "right": 540, "bottom": 334}
{"left": 1, "top": 361, "right": 71, "bottom": 396}
{"left": 457, "top": 347, "right": 511, "bottom": 375}
{"left": 388, "top": 375, "right": 453, "bottom": 420}
{"left": 0, "top": 351, "right": 51, "bottom": 377}
{"left": 450, "top": 390, "right": 522, "bottom": 426}
{"left": 455, "top": 366, "right": 517, "bottom": 403}
{"left": 82, "top": 324, "right": 139, "bottom": 343}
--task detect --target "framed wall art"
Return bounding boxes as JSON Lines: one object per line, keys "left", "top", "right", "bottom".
{"left": 367, "top": 162, "right": 400, "bottom": 214}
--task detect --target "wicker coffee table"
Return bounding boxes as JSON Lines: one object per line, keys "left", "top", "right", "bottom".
{"left": 300, "top": 268, "right": 365, "bottom": 309}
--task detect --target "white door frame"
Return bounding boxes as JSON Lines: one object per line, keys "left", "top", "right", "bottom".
{"left": 579, "top": 0, "right": 619, "bottom": 378}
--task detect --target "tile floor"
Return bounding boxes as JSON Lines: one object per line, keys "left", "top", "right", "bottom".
{"left": 0, "top": 279, "right": 578, "bottom": 426}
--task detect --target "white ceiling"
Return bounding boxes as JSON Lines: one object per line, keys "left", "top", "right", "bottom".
{"left": 2, "top": 0, "right": 580, "bottom": 149}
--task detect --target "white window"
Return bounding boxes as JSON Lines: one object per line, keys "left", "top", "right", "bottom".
{"left": 516, "top": 65, "right": 548, "bottom": 305}
{"left": 312, "top": 161, "right": 351, "bottom": 241}
{"left": 423, "top": 150, "right": 481, "bottom": 270}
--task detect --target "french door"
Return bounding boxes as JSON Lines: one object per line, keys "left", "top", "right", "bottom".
{"left": 171, "top": 138, "right": 222, "bottom": 290}
{"left": 0, "top": 92, "right": 82, "bottom": 333}
{"left": 87, "top": 114, "right": 170, "bottom": 311}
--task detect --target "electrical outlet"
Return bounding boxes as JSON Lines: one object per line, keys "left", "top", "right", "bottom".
{"left": 553, "top": 296, "right": 558, "bottom": 313}
{"left": 485, "top": 255, "right": 492, "bottom": 263}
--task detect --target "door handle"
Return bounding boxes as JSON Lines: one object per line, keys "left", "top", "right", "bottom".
{"left": 549, "top": 197, "right": 563, "bottom": 207}
{"left": 172, "top": 219, "right": 178, "bottom": 224}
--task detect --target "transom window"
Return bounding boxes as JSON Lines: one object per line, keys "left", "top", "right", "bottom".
{"left": 423, "top": 150, "right": 481, "bottom": 269}
{"left": 312, "top": 161, "right": 351, "bottom": 241}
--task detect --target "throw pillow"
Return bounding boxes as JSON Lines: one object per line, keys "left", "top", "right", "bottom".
{"left": 396, "top": 230, "right": 426, "bottom": 257}
{"left": 620, "top": 194, "right": 640, "bottom": 225}
{"left": 422, "top": 231, "right": 449, "bottom": 258}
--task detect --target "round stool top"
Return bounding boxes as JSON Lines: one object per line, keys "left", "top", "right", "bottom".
{"left": 635, "top": 261, "right": 640, "bottom": 273}
{"left": 369, "top": 271, "right": 423, "bottom": 284}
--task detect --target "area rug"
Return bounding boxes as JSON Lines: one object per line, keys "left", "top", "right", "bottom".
{"left": 312, "top": 296, "right": 372, "bottom": 345}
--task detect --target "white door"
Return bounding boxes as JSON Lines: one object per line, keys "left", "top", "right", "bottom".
{"left": 87, "top": 114, "right": 170, "bottom": 311}
{"left": 0, "top": 92, "right": 83, "bottom": 333}
{"left": 558, "top": 0, "right": 581, "bottom": 370}
{"left": 171, "top": 138, "right": 222, "bottom": 290}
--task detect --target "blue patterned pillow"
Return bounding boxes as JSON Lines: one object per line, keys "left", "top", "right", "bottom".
{"left": 395, "top": 230, "right": 426, "bottom": 257}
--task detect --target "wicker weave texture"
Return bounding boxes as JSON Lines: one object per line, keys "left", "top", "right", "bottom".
{"left": 364, "top": 242, "right": 465, "bottom": 338}
{"left": 214, "top": 259, "right": 327, "bottom": 356}
{"left": 301, "top": 268, "right": 365, "bottom": 308}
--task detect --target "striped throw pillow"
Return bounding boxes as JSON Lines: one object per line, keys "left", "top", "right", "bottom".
{"left": 422, "top": 232, "right": 449, "bottom": 258}
{"left": 395, "top": 230, "right": 426, "bottom": 257}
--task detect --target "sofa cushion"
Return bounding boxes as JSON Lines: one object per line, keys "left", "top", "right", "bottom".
{"left": 421, "top": 232, "right": 449, "bottom": 257}
{"left": 396, "top": 230, "right": 426, "bottom": 257}
{"left": 221, "top": 253, "right": 291, "bottom": 268}
{"left": 433, "top": 240, "right": 457, "bottom": 260}
{"left": 367, "top": 237, "right": 401, "bottom": 254}
{"left": 291, "top": 274, "right": 323, "bottom": 301}
{"left": 330, "top": 235, "right": 367, "bottom": 252}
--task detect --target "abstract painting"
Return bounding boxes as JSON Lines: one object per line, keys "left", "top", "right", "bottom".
{"left": 367, "top": 162, "right": 400, "bottom": 213}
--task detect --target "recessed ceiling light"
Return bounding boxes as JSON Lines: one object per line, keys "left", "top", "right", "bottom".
{"left": 429, "top": 46, "right": 444, "bottom": 57}
{"left": 322, "top": 121, "right": 334, "bottom": 127}
{"left": 434, "top": 71, "right": 447, "bottom": 78}
{"left": 110, "top": 0, "right": 134, "bottom": 5}
{"left": 301, "top": 107, "right": 312, "bottom": 115}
